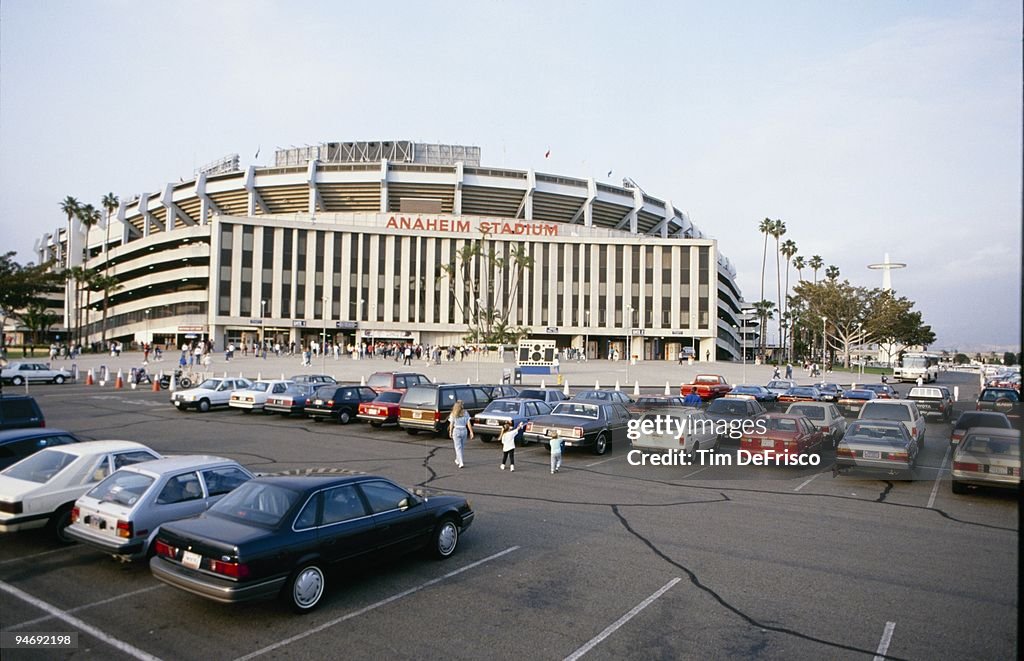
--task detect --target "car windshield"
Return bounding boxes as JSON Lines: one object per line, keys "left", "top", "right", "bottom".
{"left": 764, "top": 418, "right": 798, "bottom": 432}
{"left": 551, "top": 403, "right": 599, "bottom": 418}
{"left": 3, "top": 449, "right": 77, "bottom": 483}
{"left": 861, "top": 403, "right": 910, "bottom": 421}
{"left": 367, "top": 374, "right": 392, "bottom": 388}
{"left": 732, "top": 387, "right": 760, "bottom": 395}
{"left": 484, "top": 400, "right": 520, "bottom": 414}
{"left": 961, "top": 434, "right": 1020, "bottom": 459}
{"left": 843, "top": 390, "right": 874, "bottom": 400}
{"left": 518, "top": 390, "right": 547, "bottom": 400}
{"left": 954, "top": 413, "right": 1012, "bottom": 430}
{"left": 847, "top": 423, "right": 907, "bottom": 444}
{"left": 789, "top": 406, "right": 825, "bottom": 420}
{"left": 707, "top": 400, "right": 747, "bottom": 415}
{"left": 981, "top": 390, "right": 1019, "bottom": 402}
{"left": 374, "top": 391, "right": 402, "bottom": 404}
{"left": 818, "top": 384, "right": 839, "bottom": 393}
{"left": 401, "top": 386, "right": 438, "bottom": 407}
{"left": 767, "top": 381, "right": 791, "bottom": 389}
{"left": 910, "top": 388, "right": 942, "bottom": 398}
{"left": 209, "top": 481, "right": 301, "bottom": 528}
{"left": 576, "top": 391, "right": 609, "bottom": 400}
{"left": 87, "top": 470, "right": 155, "bottom": 506}
{"left": 789, "top": 388, "right": 817, "bottom": 397}
{"left": 196, "top": 379, "right": 222, "bottom": 390}
{"left": 249, "top": 382, "right": 271, "bottom": 393}
{"left": 284, "top": 384, "right": 313, "bottom": 395}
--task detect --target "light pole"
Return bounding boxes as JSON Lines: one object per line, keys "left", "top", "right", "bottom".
{"left": 821, "top": 316, "right": 828, "bottom": 374}
{"left": 584, "top": 310, "right": 590, "bottom": 362}
{"left": 144, "top": 309, "right": 151, "bottom": 360}
{"left": 321, "top": 297, "right": 328, "bottom": 374}
{"left": 625, "top": 305, "right": 633, "bottom": 382}
{"left": 357, "top": 298, "right": 364, "bottom": 359}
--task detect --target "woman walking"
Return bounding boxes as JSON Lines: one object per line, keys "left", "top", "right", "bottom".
{"left": 448, "top": 400, "right": 473, "bottom": 468}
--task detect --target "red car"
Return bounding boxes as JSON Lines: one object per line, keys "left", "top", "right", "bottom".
{"left": 357, "top": 391, "right": 403, "bottom": 427}
{"left": 740, "top": 413, "right": 824, "bottom": 460}
{"left": 680, "top": 375, "right": 732, "bottom": 401}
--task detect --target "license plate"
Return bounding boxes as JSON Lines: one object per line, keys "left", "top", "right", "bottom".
{"left": 182, "top": 550, "right": 202, "bottom": 569}
{"left": 89, "top": 517, "right": 102, "bottom": 528}
{"left": 988, "top": 466, "right": 1008, "bottom": 475}
{"left": 314, "top": 399, "right": 323, "bottom": 405}
{"left": 863, "top": 450, "right": 881, "bottom": 459}
{"left": 488, "top": 419, "right": 499, "bottom": 426}
{"left": 174, "top": 401, "right": 182, "bottom": 408}
{"left": 760, "top": 438, "right": 774, "bottom": 448}
{"left": 369, "top": 408, "right": 379, "bottom": 415}
{"left": 413, "top": 411, "right": 422, "bottom": 419}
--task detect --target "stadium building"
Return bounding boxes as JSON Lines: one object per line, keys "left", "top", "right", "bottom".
{"left": 35, "top": 140, "right": 747, "bottom": 361}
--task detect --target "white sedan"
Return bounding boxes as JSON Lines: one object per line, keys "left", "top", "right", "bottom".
{"left": 229, "top": 380, "right": 293, "bottom": 412}
{"left": 1, "top": 362, "right": 73, "bottom": 385}
{"left": 629, "top": 407, "right": 720, "bottom": 454}
{"left": 172, "top": 377, "right": 253, "bottom": 413}
{"left": 0, "top": 440, "right": 162, "bottom": 541}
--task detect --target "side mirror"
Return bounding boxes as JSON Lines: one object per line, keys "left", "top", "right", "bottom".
{"left": 399, "top": 496, "right": 421, "bottom": 511}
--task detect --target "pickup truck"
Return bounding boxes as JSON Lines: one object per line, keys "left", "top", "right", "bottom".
{"left": 908, "top": 386, "right": 954, "bottom": 422}
{"left": 976, "top": 388, "right": 1021, "bottom": 421}
{"left": 680, "top": 375, "right": 732, "bottom": 401}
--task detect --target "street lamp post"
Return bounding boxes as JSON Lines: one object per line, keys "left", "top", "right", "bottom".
{"left": 821, "top": 316, "right": 828, "bottom": 373}
{"left": 260, "top": 300, "right": 267, "bottom": 354}
{"left": 584, "top": 310, "right": 590, "bottom": 362}
{"left": 357, "top": 298, "right": 364, "bottom": 360}
{"left": 321, "top": 297, "right": 328, "bottom": 374}
{"left": 144, "top": 309, "right": 151, "bottom": 361}
{"left": 475, "top": 298, "right": 483, "bottom": 384}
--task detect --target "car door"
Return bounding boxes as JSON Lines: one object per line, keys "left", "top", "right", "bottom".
{"left": 608, "top": 404, "right": 631, "bottom": 443}
{"left": 151, "top": 471, "right": 208, "bottom": 529}
{"left": 359, "top": 479, "right": 432, "bottom": 554}
{"left": 317, "top": 484, "right": 377, "bottom": 564}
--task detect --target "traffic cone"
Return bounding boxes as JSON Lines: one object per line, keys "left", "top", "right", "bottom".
{"left": 664, "top": 381, "right": 670, "bottom": 395}
{"left": 360, "top": 376, "right": 366, "bottom": 386}
{"left": 540, "top": 379, "right": 546, "bottom": 388}
{"left": 169, "top": 374, "right": 177, "bottom": 392}
{"left": 595, "top": 379, "right": 600, "bottom": 389}
{"left": 633, "top": 380, "right": 640, "bottom": 396}
{"left": 614, "top": 381, "right": 620, "bottom": 391}
{"left": 257, "top": 372, "right": 262, "bottom": 380}
{"left": 85, "top": 369, "right": 94, "bottom": 386}
{"left": 152, "top": 376, "right": 161, "bottom": 392}
{"left": 131, "top": 379, "right": 137, "bottom": 390}
{"left": 114, "top": 370, "right": 124, "bottom": 389}
{"left": 563, "top": 380, "right": 570, "bottom": 396}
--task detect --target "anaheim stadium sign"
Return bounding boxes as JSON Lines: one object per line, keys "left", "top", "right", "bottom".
{"left": 384, "top": 214, "right": 560, "bottom": 237}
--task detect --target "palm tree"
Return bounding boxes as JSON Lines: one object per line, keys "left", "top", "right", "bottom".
{"left": 101, "top": 192, "right": 119, "bottom": 261}
{"left": 825, "top": 265, "right": 840, "bottom": 280}
{"left": 758, "top": 218, "right": 773, "bottom": 310}
{"left": 753, "top": 299, "right": 775, "bottom": 360}
{"left": 780, "top": 239, "right": 798, "bottom": 359}
{"left": 792, "top": 255, "right": 805, "bottom": 282}
{"left": 808, "top": 255, "right": 824, "bottom": 283}
{"left": 89, "top": 272, "right": 123, "bottom": 348}
{"left": 76, "top": 203, "right": 101, "bottom": 347}
{"left": 771, "top": 220, "right": 786, "bottom": 364}
{"left": 59, "top": 196, "right": 80, "bottom": 346}
{"left": 19, "top": 301, "right": 58, "bottom": 356}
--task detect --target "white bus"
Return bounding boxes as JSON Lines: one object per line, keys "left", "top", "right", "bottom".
{"left": 893, "top": 352, "right": 940, "bottom": 383}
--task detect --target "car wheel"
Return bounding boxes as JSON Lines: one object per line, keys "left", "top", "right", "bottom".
{"left": 180, "top": 378, "right": 192, "bottom": 388}
{"left": 951, "top": 481, "right": 969, "bottom": 495}
{"left": 12, "top": 375, "right": 24, "bottom": 386}
{"left": 593, "top": 433, "right": 608, "bottom": 455}
{"left": 48, "top": 506, "right": 75, "bottom": 544}
{"left": 431, "top": 517, "right": 459, "bottom": 559}
{"left": 338, "top": 411, "right": 351, "bottom": 424}
{"left": 691, "top": 440, "right": 700, "bottom": 454}
{"left": 54, "top": 375, "right": 66, "bottom": 384}
{"left": 198, "top": 399, "right": 211, "bottom": 413}
{"left": 405, "top": 429, "right": 419, "bottom": 435}
{"left": 370, "top": 422, "right": 382, "bottom": 428}
{"left": 284, "top": 563, "right": 326, "bottom": 613}
{"left": 312, "top": 416, "right": 321, "bottom": 422}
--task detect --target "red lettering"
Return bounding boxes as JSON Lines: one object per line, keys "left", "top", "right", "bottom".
{"left": 386, "top": 217, "right": 399, "bottom": 229}
{"left": 456, "top": 220, "right": 470, "bottom": 232}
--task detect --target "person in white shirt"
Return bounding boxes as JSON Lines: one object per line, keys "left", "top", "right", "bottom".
{"left": 499, "top": 421, "right": 524, "bottom": 472}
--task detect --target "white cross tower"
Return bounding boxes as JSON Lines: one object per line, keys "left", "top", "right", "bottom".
{"left": 867, "top": 253, "right": 906, "bottom": 291}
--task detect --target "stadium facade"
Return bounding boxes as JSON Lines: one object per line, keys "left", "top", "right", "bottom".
{"left": 34, "top": 141, "right": 747, "bottom": 361}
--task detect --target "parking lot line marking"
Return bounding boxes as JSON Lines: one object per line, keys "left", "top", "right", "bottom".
{"left": 927, "top": 445, "right": 952, "bottom": 509}
{"left": 8, "top": 585, "right": 164, "bottom": 630}
{"left": 794, "top": 473, "right": 822, "bottom": 492}
{"left": 563, "top": 577, "right": 680, "bottom": 661}
{"left": 872, "top": 621, "right": 896, "bottom": 660}
{"left": 234, "top": 545, "right": 520, "bottom": 661}
{"left": 0, "top": 579, "right": 162, "bottom": 661}
{"left": 0, "top": 547, "right": 75, "bottom": 565}
{"left": 681, "top": 466, "right": 709, "bottom": 479}
{"left": 586, "top": 456, "right": 618, "bottom": 467}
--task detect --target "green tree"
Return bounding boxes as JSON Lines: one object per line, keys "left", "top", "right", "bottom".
{"left": 808, "top": 255, "right": 823, "bottom": 283}
{"left": 76, "top": 203, "right": 101, "bottom": 346}
{"left": 758, "top": 218, "right": 773, "bottom": 314}
{"left": 59, "top": 196, "right": 80, "bottom": 343}
{"left": 792, "top": 279, "right": 873, "bottom": 367}
{"left": 0, "top": 252, "right": 61, "bottom": 353}
{"left": 780, "top": 239, "right": 798, "bottom": 359}
{"left": 863, "top": 289, "right": 935, "bottom": 365}
{"left": 101, "top": 192, "right": 119, "bottom": 260}
{"left": 770, "top": 220, "right": 787, "bottom": 364}
{"left": 89, "top": 272, "right": 122, "bottom": 347}
{"left": 1003, "top": 351, "right": 1017, "bottom": 366}
{"left": 953, "top": 353, "right": 970, "bottom": 365}
{"left": 752, "top": 299, "right": 775, "bottom": 359}
{"left": 792, "top": 255, "right": 805, "bottom": 282}
{"left": 18, "top": 301, "right": 58, "bottom": 356}
{"left": 825, "top": 265, "right": 840, "bottom": 281}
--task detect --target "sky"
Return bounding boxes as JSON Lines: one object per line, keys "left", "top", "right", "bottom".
{"left": 1, "top": 0, "right": 1020, "bottom": 350}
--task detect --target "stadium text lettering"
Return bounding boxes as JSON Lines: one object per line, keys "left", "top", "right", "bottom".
{"left": 385, "top": 215, "right": 559, "bottom": 236}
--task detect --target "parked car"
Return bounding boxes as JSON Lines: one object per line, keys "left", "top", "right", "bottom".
{"left": 0, "top": 394, "right": 45, "bottom": 431}
{"left": 150, "top": 473, "right": 474, "bottom": 612}
{"left": 836, "top": 389, "right": 877, "bottom": 418}
{"left": 473, "top": 398, "right": 553, "bottom": 443}
{"left": 515, "top": 388, "right": 569, "bottom": 404}
{"left": 679, "top": 375, "right": 732, "bottom": 401}
{"left": 975, "top": 388, "right": 1021, "bottom": 421}
{"left": 66, "top": 456, "right": 254, "bottom": 561}
{"left": 573, "top": 389, "right": 634, "bottom": 405}
{"left": 357, "top": 391, "right": 404, "bottom": 427}
{"left": 785, "top": 402, "right": 847, "bottom": 447}
{"left": 951, "top": 427, "right": 1021, "bottom": 494}
{"left": 777, "top": 386, "right": 823, "bottom": 404}
{"left": 306, "top": 385, "right": 379, "bottom": 424}
{"left": 289, "top": 374, "right": 337, "bottom": 386}
{"left": 629, "top": 407, "right": 719, "bottom": 454}
{"left": 765, "top": 379, "right": 798, "bottom": 396}
{"left": 229, "top": 380, "right": 294, "bottom": 413}
{"left": 0, "top": 441, "right": 162, "bottom": 541}
{"left": 523, "top": 401, "right": 632, "bottom": 455}
{"left": 0, "top": 428, "right": 81, "bottom": 470}
{"left": 815, "top": 383, "right": 844, "bottom": 403}
{"left": 704, "top": 398, "right": 767, "bottom": 440}
{"left": 265, "top": 383, "right": 319, "bottom": 416}
{"left": 629, "top": 395, "right": 689, "bottom": 413}
{"left": 480, "top": 384, "right": 520, "bottom": 400}
{"left": 835, "top": 420, "right": 918, "bottom": 477}
{"left": 172, "top": 377, "right": 254, "bottom": 413}
{"left": 0, "top": 362, "right": 72, "bottom": 386}
{"left": 738, "top": 413, "right": 824, "bottom": 460}
{"left": 366, "top": 372, "right": 431, "bottom": 392}
{"left": 861, "top": 384, "right": 897, "bottom": 399}
{"left": 858, "top": 399, "right": 927, "bottom": 447}
{"left": 907, "top": 386, "right": 955, "bottom": 422}
{"left": 725, "top": 385, "right": 778, "bottom": 409}
{"left": 950, "top": 411, "right": 1013, "bottom": 449}
{"left": 399, "top": 384, "right": 493, "bottom": 434}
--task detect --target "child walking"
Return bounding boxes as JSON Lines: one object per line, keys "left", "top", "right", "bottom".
{"left": 549, "top": 436, "right": 563, "bottom": 474}
{"left": 500, "top": 421, "right": 523, "bottom": 471}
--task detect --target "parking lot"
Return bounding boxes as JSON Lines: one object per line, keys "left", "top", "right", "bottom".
{"left": 0, "top": 370, "right": 1016, "bottom": 660}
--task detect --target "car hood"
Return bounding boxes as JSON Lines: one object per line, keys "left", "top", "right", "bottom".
{"left": 174, "top": 388, "right": 218, "bottom": 398}
{"left": 0, "top": 475, "right": 43, "bottom": 502}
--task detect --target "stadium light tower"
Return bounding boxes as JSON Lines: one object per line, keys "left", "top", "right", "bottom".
{"left": 867, "top": 253, "right": 906, "bottom": 291}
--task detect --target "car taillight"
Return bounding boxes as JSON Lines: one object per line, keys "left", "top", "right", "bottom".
{"left": 154, "top": 540, "right": 174, "bottom": 558}
{"left": 836, "top": 447, "right": 855, "bottom": 457}
{"left": 526, "top": 422, "right": 534, "bottom": 432}
{"left": 820, "top": 426, "right": 829, "bottom": 433}
{"left": 976, "top": 403, "right": 981, "bottom": 410}
{"left": 0, "top": 500, "right": 23, "bottom": 515}
{"left": 678, "top": 434, "right": 687, "bottom": 446}
{"left": 887, "top": 452, "right": 909, "bottom": 460}
{"left": 71, "top": 506, "right": 80, "bottom": 523}
{"left": 953, "top": 461, "right": 981, "bottom": 472}
{"left": 211, "top": 559, "right": 250, "bottom": 579}
{"left": 327, "top": 400, "right": 334, "bottom": 406}
{"left": 783, "top": 440, "right": 795, "bottom": 448}
{"left": 573, "top": 427, "right": 584, "bottom": 438}
{"left": 951, "top": 431, "right": 964, "bottom": 443}
{"left": 434, "top": 411, "right": 441, "bottom": 421}
{"left": 116, "top": 520, "right": 133, "bottom": 539}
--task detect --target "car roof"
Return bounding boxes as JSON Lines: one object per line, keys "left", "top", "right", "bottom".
{"left": 863, "top": 398, "right": 913, "bottom": 405}
{"left": 764, "top": 413, "right": 805, "bottom": 420}
{"left": 850, "top": 419, "right": 905, "bottom": 427}
{"left": 0, "top": 428, "right": 75, "bottom": 443}
{"left": 487, "top": 397, "right": 535, "bottom": 404}
{"left": 787, "top": 402, "right": 829, "bottom": 408}
{"left": 963, "top": 426, "right": 1020, "bottom": 438}
{"left": 251, "top": 471, "right": 384, "bottom": 491}
{"left": 48, "top": 440, "right": 151, "bottom": 455}
{"left": 121, "top": 455, "right": 236, "bottom": 475}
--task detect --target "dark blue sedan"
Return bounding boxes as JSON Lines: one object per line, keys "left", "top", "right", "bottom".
{"left": 726, "top": 385, "right": 779, "bottom": 409}
{"left": 0, "top": 428, "right": 81, "bottom": 471}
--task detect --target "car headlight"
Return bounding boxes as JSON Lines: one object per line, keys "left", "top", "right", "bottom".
{"left": 186, "top": 395, "right": 197, "bottom": 401}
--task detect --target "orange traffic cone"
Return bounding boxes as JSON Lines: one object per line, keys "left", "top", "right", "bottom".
{"left": 114, "top": 370, "right": 124, "bottom": 389}
{"left": 85, "top": 369, "right": 94, "bottom": 386}
{"left": 152, "top": 376, "right": 161, "bottom": 392}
